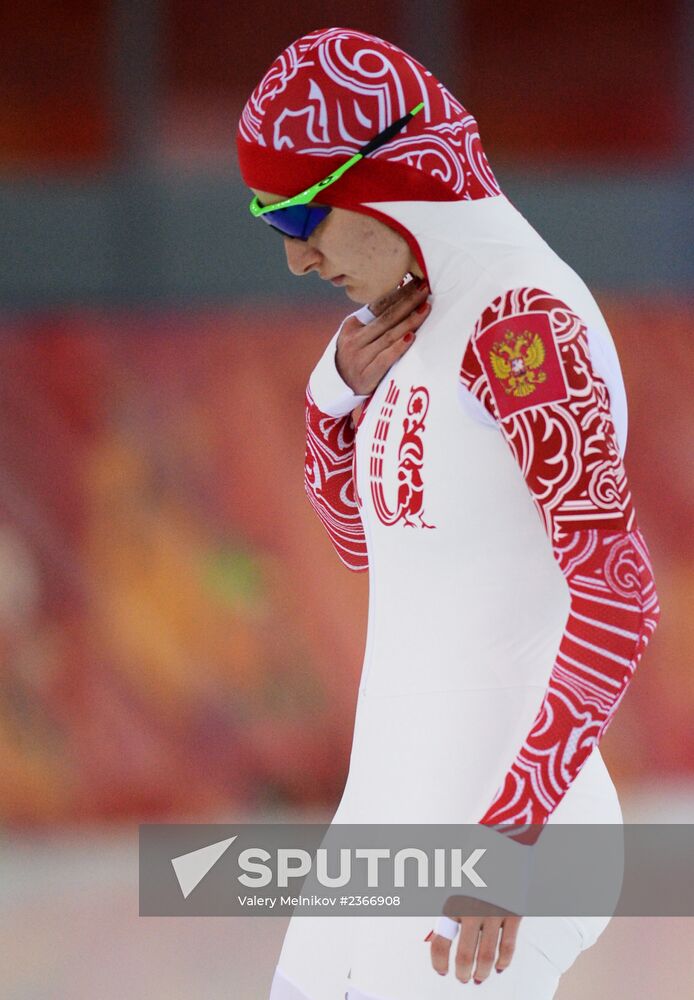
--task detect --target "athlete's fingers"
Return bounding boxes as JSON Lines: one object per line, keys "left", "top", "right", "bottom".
{"left": 336, "top": 285, "right": 425, "bottom": 355}
{"left": 454, "top": 917, "right": 483, "bottom": 984}
{"left": 359, "top": 301, "right": 429, "bottom": 366}
{"left": 358, "top": 327, "right": 418, "bottom": 391}
{"left": 334, "top": 279, "right": 430, "bottom": 394}
{"left": 338, "top": 299, "right": 429, "bottom": 395}
{"left": 355, "top": 281, "right": 429, "bottom": 346}
{"left": 335, "top": 328, "right": 414, "bottom": 396}
{"left": 495, "top": 916, "right": 521, "bottom": 973}
{"left": 429, "top": 932, "right": 454, "bottom": 976}
{"left": 471, "top": 918, "right": 503, "bottom": 982}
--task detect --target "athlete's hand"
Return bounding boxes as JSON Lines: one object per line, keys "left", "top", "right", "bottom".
{"left": 335, "top": 276, "right": 431, "bottom": 395}
{"left": 428, "top": 910, "right": 523, "bottom": 984}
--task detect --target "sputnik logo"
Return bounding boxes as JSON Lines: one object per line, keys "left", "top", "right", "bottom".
{"left": 171, "top": 836, "right": 237, "bottom": 899}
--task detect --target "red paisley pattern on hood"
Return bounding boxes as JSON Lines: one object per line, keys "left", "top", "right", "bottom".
{"left": 237, "top": 26, "right": 500, "bottom": 206}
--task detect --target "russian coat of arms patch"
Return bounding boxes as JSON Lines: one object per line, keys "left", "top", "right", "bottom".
{"left": 475, "top": 312, "right": 570, "bottom": 419}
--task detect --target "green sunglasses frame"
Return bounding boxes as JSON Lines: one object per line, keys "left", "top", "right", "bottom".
{"left": 248, "top": 101, "right": 425, "bottom": 221}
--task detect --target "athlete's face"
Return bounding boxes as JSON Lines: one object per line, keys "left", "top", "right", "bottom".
{"left": 251, "top": 190, "right": 422, "bottom": 304}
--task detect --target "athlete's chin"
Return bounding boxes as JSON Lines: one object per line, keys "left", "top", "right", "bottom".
{"left": 344, "top": 281, "right": 385, "bottom": 305}
{"left": 343, "top": 283, "right": 365, "bottom": 304}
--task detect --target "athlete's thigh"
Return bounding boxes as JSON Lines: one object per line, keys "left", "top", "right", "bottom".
{"left": 269, "top": 967, "right": 314, "bottom": 1000}
{"left": 270, "top": 915, "right": 354, "bottom": 999}
{"left": 270, "top": 933, "right": 562, "bottom": 1000}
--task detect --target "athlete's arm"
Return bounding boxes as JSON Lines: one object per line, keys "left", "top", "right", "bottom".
{"left": 460, "top": 287, "right": 660, "bottom": 843}
{"left": 304, "top": 278, "right": 430, "bottom": 570}
{"left": 305, "top": 384, "right": 368, "bottom": 571}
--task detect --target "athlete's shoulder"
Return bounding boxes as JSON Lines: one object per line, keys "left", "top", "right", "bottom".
{"left": 460, "top": 286, "right": 590, "bottom": 423}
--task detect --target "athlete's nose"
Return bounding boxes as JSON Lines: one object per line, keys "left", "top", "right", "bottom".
{"left": 283, "top": 236, "right": 322, "bottom": 276}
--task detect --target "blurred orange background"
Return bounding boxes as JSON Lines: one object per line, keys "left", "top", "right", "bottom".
{"left": 0, "top": 296, "right": 690, "bottom": 827}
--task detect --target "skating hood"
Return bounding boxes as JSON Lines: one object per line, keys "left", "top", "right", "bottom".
{"left": 236, "top": 27, "right": 536, "bottom": 292}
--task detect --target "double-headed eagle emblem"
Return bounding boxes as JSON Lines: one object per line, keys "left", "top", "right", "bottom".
{"left": 489, "top": 328, "right": 548, "bottom": 397}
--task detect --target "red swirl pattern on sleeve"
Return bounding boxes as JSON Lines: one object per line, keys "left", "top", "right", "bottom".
{"left": 304, "top": 385, "right": 368, "bottom": 572}
{"left": 460, "top": 288, "right": 661, "bottom": 843}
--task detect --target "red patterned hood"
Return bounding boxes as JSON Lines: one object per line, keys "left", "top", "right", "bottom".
{"left": 237, "top": 27, "right": 500, "bottom": 217}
